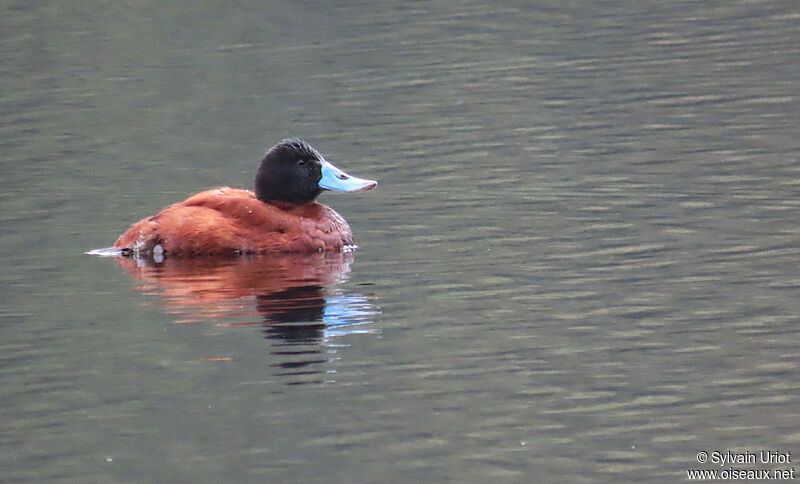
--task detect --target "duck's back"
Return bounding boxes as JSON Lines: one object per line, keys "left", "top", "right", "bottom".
{"left": 113, "top": 188, "right": 354, "bottom": 255}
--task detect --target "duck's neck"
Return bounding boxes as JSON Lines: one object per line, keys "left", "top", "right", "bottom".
{"left": 260, "top": 199, "right": 318, "bottom": 211}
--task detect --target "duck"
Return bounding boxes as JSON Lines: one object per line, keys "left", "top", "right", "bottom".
{"left": 113, "top": 139, "right": 377, "bottom": 256}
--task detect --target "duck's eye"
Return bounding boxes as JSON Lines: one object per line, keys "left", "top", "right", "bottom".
{"left": 297, "top": 159, "right": 306, "bottom": 167}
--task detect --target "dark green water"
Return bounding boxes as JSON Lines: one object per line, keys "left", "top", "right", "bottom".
{"left": 2, "top": 1, "right": 799, "bottom": 482}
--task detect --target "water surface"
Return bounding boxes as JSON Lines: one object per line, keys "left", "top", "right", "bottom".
{"left": 2, "top": 1, "right": 799, "bottom": 482}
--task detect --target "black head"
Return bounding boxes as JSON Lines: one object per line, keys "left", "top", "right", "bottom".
{"left": 255, "top": 139, "right": 324, "bottom": 204}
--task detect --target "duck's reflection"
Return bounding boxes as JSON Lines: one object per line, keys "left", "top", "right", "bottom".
{"left": 115, "top": 252, "right": 379, "bottom": 384}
